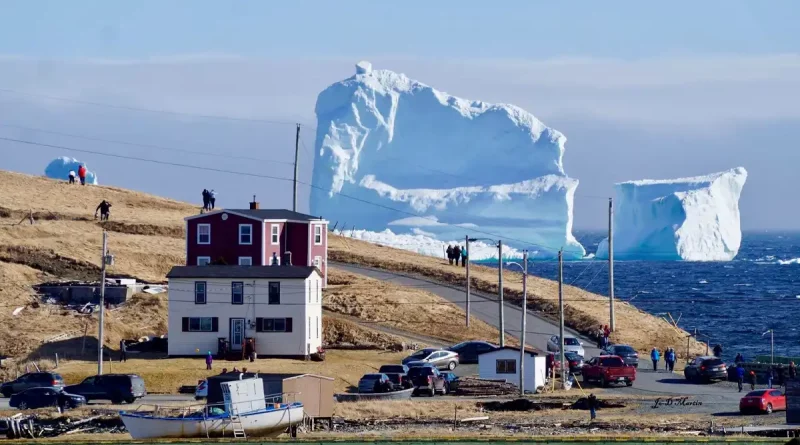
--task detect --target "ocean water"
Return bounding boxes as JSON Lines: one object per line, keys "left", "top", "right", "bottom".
{"left": 517, "top": 231, "right": 800, "bottom": 361}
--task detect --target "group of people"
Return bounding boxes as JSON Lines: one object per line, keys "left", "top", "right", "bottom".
{"left": 595, "top": 325, "right": 612, "bottom": 348}
{"left": 445, "top": 244, "right": 467, "bottom": 266}
{"left": 67, "top": 165, "right": 88, "bottom": 185}
{"left": 649, "top": 347, "right": 677, "bottom": 371}
{"left": 201, "top": 189, "right": 217, "bottom": 212}
{"left": 735, "top": 360, "right": 797, "bottom": 392}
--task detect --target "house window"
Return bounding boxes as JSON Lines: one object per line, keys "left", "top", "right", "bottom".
{"left": 197, "top": 256, "right": 211, "bottom": 266}
{"left": 231, "top": 282, "right": 244, "bottom": 305}
{"left": 256, "top": 317, "right": 292, "bottom": 332}
{"left": 197, "top": 224, "right": 211, "bottom": 245}
{"left": 314, "top": 225, "right": 322, "bottom": 245}
{"left": 239, "top": 224, "right": 252, "bottom": 245}
{"left": 270, "top": 224, "right": 279, "bottom": 245}
{"left": 182, "top": 317, "right": 218, "bottom": 332}
{"left": 194, "top": 282, "right": 207, "bottom": 304}
{"left": 238, "top": 257, "right": 252, "bottom": 266}
{"left": 313, "top": 256, "right": 321, "bottom": 268}
{"left": 496, "top": 359, "right": 516, "bottom": 374}
{"left": 268, "top": 282, "right": 280, "bottom": 304}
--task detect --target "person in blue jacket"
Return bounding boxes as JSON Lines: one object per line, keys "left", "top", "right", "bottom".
{"left": 736, "top": 363, "right": 746, "bottom": 392}
{"left": 650, "top": 347, "right": 660, "bottom": 371}
{"left": 665, "top": 348, "right": 676, "bottom": 372}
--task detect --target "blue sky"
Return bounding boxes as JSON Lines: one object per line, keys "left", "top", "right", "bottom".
{"left": 1, "top": 1, "right": 799, "bottom": 232}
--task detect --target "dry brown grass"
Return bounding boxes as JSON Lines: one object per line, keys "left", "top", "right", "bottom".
{"left": 329, "top": 235, "right": 707, "bottom": 357}
{"left": 323, "top": 315, "right": 406, "bottom": 348}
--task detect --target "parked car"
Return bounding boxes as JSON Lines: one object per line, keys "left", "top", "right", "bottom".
{"left": 378, "top": 365, "right": 411, "bottom": 388}
{"left": 546, "top": 335, "right": 585, "bottom": 357}
{"left": 357, "top": 374, "right": 396, "bottom": 393}
{"left": 9, "top": 388, "right": 85, "bottom": 410}
{"left": 195, "top": 379, "right": 208, "bottom": 400}
{"left": 0, "top": 372, "right": 65, "bottom": 397}
{"left": 582, "top": 356, "right": 636, "bottom": 387}
{"left": 401, "top": 348, "right": 459, "bottom": 370}
{"left": 684, "top": 357, "right": 727, "bottom": 383}
{"left": 740, "top": 389, "right": 785, "bottom": 414}
{"left": 447, "top": 341, "right": 498, "bottom": 364}
{"left": 407, "top": 366, "right": 447, "bottom": 396}
{"left": 563, "top": 352, "right": 585, "bottom": 375}
{"left": 64, "top": 374, "right": 146, "bottom": 404}
{"left": 601, "top": 344, "right": 639, "bottom": 368}
{"left": 440, "top": 371, "right": 460, "bottom": 394}
{"left": 406, "top": 361, "right": 434, "bottom": 368}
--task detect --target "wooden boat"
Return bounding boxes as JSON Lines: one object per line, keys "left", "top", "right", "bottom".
{"left": 120, "top": 376, "right": 304, "bottom": 439}
{"left": 334, "top": 387, "right": 415, "bottom": 402}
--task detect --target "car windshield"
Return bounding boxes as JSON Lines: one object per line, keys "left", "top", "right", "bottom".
{"left": 564, "top": 338, "right": 580, "bottom": 346}
{"left": 615, "top": 346, "right": 635, "bottom": 354}
{"left": 600, "top": 357, "right": 624, "bottom": 367}
{"left": 565, "top": 353, "right": 581, "bottom": 360}
{"left": 746, "top": 390, "right": 768, "bottom": 397}
{"left": 411, "top": 349, "right": 437, "bottom": 358}
{"left": 702, "top": 359, "right": 724, "bottom": 367}
{"left": 449, "top": 341, "right": 469, "bottom": 350}
{"left": 379, "top": 365, "right": 404, "bottom": 373}
{"left": 361, "top": 374, "right": 382, "bottom": 380}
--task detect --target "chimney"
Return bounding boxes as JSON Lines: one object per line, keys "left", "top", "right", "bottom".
{"left": 283, "top": 251, "right": 292, "bottom": 266}
{"left": 250, "top": 195, "right": 259, "bottom": 210}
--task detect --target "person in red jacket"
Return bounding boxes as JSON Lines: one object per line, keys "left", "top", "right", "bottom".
{"left": 78, "top": 165, "right": 87, "bottom": 185}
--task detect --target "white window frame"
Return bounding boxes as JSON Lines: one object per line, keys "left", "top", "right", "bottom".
{"left": 197, "top": 223, "right": 211, "bottom": 245}
{"left": 238, "top": 224, "right": 253, "bottom": 245}
{"left": 188, "top": 317, "right": 214, "bottom": 332}
{"left": 313, "top": 256, "right": 322, "bottom": 269}
{"left": 194, "top": 282, "right": 207, "bottom": 304}
{"left": 238, "top": 257, "right": 252, "bottom": 266}
{"left": 314, "top": 225, "right": 322, "bottom": 245}
{"left": 197, "top": 256, "right": 211, "bottom": 266}
{"left": 270, "top": 224, "right": 279, "bottom": 245}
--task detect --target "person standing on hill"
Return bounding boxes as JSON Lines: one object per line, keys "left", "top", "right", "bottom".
{"left": 209, "top": 190, "right": 217, "bottom": 210}
{"left": 119, "top": 339, "right": 128, "bottom": 362}
{"left": 202, "top": 189, "right": 209, "bottom": 212}
{"left": 78, "top": 165, "right": 87, "bottom": 185}
{"left": 453, "top": 245, "right": 462, "bottom": 266}
{"left": 461, "top": 246, "right": 467, "bottom": 267}
{"left": 650, "top": 347, "right": 660, "bottom": 371}
{"left": 587, "top": 393, "right": 598, "bottom": 420}
{"left": 95, "top": 200, "right": 112, "bottom": 221}
{"left": 446, "top": 245, "right": 454, "bottom": 265}
{"left": 68, "top": 170, "right": 76, "bottom": 184}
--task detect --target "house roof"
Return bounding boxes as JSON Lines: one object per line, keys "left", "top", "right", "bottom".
{"left": 478, "top": 346, "right": 541, "bottom": 357}
{"left": 166, "top": 265, "right": 318, "bottom": 280}
{"left": 185, "top": 208, "right": 327, "bottom": 223}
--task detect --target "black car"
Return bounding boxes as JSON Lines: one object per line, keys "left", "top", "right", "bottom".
{"left": 601, "top": 344, "right": 639, "bottom": 368}
{"left": 447, "top": 341, "right": 498, "bottom": 364}
{"left": 9, "top": 388, "right": 85, "bottom": 410}
{"left": 64, "top": 374, "right": 146, "bottom": 404}
{"left": 407, "top": 366, "right": 446, "bottom": 396}
{"left": 684, "top": 356, "right": 728, "bottom": 383}
{"left": 1, "top": 372, "right": 65, "bottom": 397}
{"left": 564, "top": 352, "right": 585, "bottom": 375}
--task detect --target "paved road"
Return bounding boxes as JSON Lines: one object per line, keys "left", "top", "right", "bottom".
{"left": 332, "top": 263, "right": 745, "bottom": 410}
{"left": 0, "top": 394, "right": 194, "bottom": 410}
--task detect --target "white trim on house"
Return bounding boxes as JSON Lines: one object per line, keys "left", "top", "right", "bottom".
{"left": 197, "top": 223, "right": 211, "bottom": 245}
{"left": 262, "top": 221, "right": 267, "bottom": 266}
{"left": 238, "top": 257, "right": 252, "bottom": 266}
{"left": 238, "top": 224, "right": 253, "bottom": 245}
{"left": 197, "top": 256, "right": 211, "bottom": 266}
{"left": 270, "top": 224, "right": 280, "bottom": 245}
{"left": 313, "top": 256, "right": 321, "bottom": 269}
{"left": 313, "top": 224, "right": 323, "bottom": 245}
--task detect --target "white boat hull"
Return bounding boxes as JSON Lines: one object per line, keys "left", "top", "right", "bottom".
{"left": 120, "top": 405, "right": 304, "bottom": 439}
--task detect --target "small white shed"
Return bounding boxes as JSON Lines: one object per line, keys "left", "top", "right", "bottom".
{"left": 478, "top": 346, "right": 547, "bottom": 392}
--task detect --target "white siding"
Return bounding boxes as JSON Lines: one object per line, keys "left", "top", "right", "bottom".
{"left": 477, "top": 349, "right": 546, "bottom": 391}
{"left": 168, "top": 270, "right": 323, "bottom": 357}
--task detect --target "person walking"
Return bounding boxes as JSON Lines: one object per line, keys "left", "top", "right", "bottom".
{"left": 119, "top": 339, "right": 128, "bottom": 362}
{"left": 205, "top": 351, "right": 213, "bottom": 370}
{"left": 202, "top": 189, "right": 209, "bottom": 212}
{"left": 736, "top": 363, "right": 745, "bottom": 392}
{"left": 750, "top": 370, "right": 757, "bottom": 390}
{"left": 713, "top": 344, "right": 723, "bottom": 358}
{"left": 777, "top": 364, "right": 785, "bottom": 388}
{"left": 95, "top": 200, "right": 112, "bottom": 221}
{"left": 446, "top": 245, "right": 454, "bottom": 265}
{"left": 666, "top": 348, "right": 676, "bottom": 372}
{"left": 587, "top": 393, "right": 598, "bottom": 420}
{"left": 603, "top": 325, "right": 611, "bottom": 347}
{"left": 68, "top": 170, "right": 76, "bottom": 184}
{"left": 650, "top": 347, "right": 660, "bottom": 371}
{"left": 453, "top": 245, "right": 462, "bottom": 266}
{"left": 461, "top": 246, "right": 467, "bottom": 267}
{"left": 209, "top": 190, "right": 217, "bottom": 210}
{"left": 596, "top": 326, "right": 604, "bottom": 349}
{"left": 790, "top": 361, "right": 797, "bottom": 380}
{"left": 78, "top": 165, "right": 87, "bottom": 185}
{"left": 767, "top": 366, "right": 775, "bottom": 389}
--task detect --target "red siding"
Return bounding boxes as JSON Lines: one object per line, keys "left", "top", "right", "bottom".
{"left": 284, "top": 222, "right": 308, "bottom": 266}
{"left": 309, "top": 222, "right": 327, "bottom": 282}
{"left": 187, "top": 212, "right": 263, "bottom": 266}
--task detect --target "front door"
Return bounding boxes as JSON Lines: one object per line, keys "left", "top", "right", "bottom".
{"left": 230, "top": 318, "right": 245, "bottom": 350}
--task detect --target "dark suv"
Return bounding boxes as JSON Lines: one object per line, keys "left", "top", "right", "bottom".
{"left": 684, "top": 357, "right": 727, "bottom": 383}
{"left": 64, "top": 374, "right": 146, "bottom": 404}
{"left": 378, "top": 365, "right": 412, "bottom": 389}
{"left": 407, "top": 366, "right": 446, "bottom": 397}
{"left": 601, "top": 344, "right": 639, "bottom": 368}
{"left": 1, "top": 372, "right": 65, "bottom": 397}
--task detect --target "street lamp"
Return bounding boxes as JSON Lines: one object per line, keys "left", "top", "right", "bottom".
{"left": 505, "top": 251, "right": 529, "bottom": 396}
{"left": 466, "top": 237, "right": 504, "bottom": 347}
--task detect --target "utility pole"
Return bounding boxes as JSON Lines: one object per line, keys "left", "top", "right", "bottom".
{"left": 519, "top": 250, "right": 528, "bottom": 396}
{"left": 293, "top": 123, "right": 301, "bottom": 212}
{"left": 498, "top": 240, "right": 505, "bottom": 347}
{"left": 558, "top": 249, "right": 566, "bottom": 390}
{"left": 465, "top": 235, "right": 470, "bottom": 328}
{"left": 97, "top": 231, "right": 108, "bottom": 375}
{"left": 609, "top": 197, "right": 616, "bottom": 331}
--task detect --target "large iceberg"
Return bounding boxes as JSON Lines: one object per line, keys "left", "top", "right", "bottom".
{"left": 45, "top": 156, "right": 98, "bottom": 185}
{"left": 596, "top": 167, "right": 747, "bottom": 261}
{"left": 311, "top": 61, "right": 584, "bottom": 258}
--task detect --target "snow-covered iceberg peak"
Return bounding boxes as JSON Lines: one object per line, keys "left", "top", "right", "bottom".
{"left": 311, "top": 62, "right": 584, "bottom": 258}
{"left": 596, "top": 167, "right": 748, "bottom": 261}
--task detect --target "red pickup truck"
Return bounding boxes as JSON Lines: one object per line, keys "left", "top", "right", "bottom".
{"left": 582, "top": 356, "right": 636, "bottom": 387}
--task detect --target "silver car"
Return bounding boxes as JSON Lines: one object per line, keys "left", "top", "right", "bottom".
{"left": 547, "top": 335, "right": 585, "bottom": 357}
{"left": 401, "top": 348, "right": 459, "bottom": 370}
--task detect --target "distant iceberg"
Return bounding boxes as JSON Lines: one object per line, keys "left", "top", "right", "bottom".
{"left": 596, "top": 167, "right": 747, "bottom": 261}
{"left": 45, "top": 156, "right": 98, "bottom": 185}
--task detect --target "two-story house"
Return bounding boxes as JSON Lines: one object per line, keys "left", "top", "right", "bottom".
{"left": 166, "top": 265, "right": 323, "bottom": 358}
{"left": 184, "top": 202, "right": 328, "bottom": 286}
